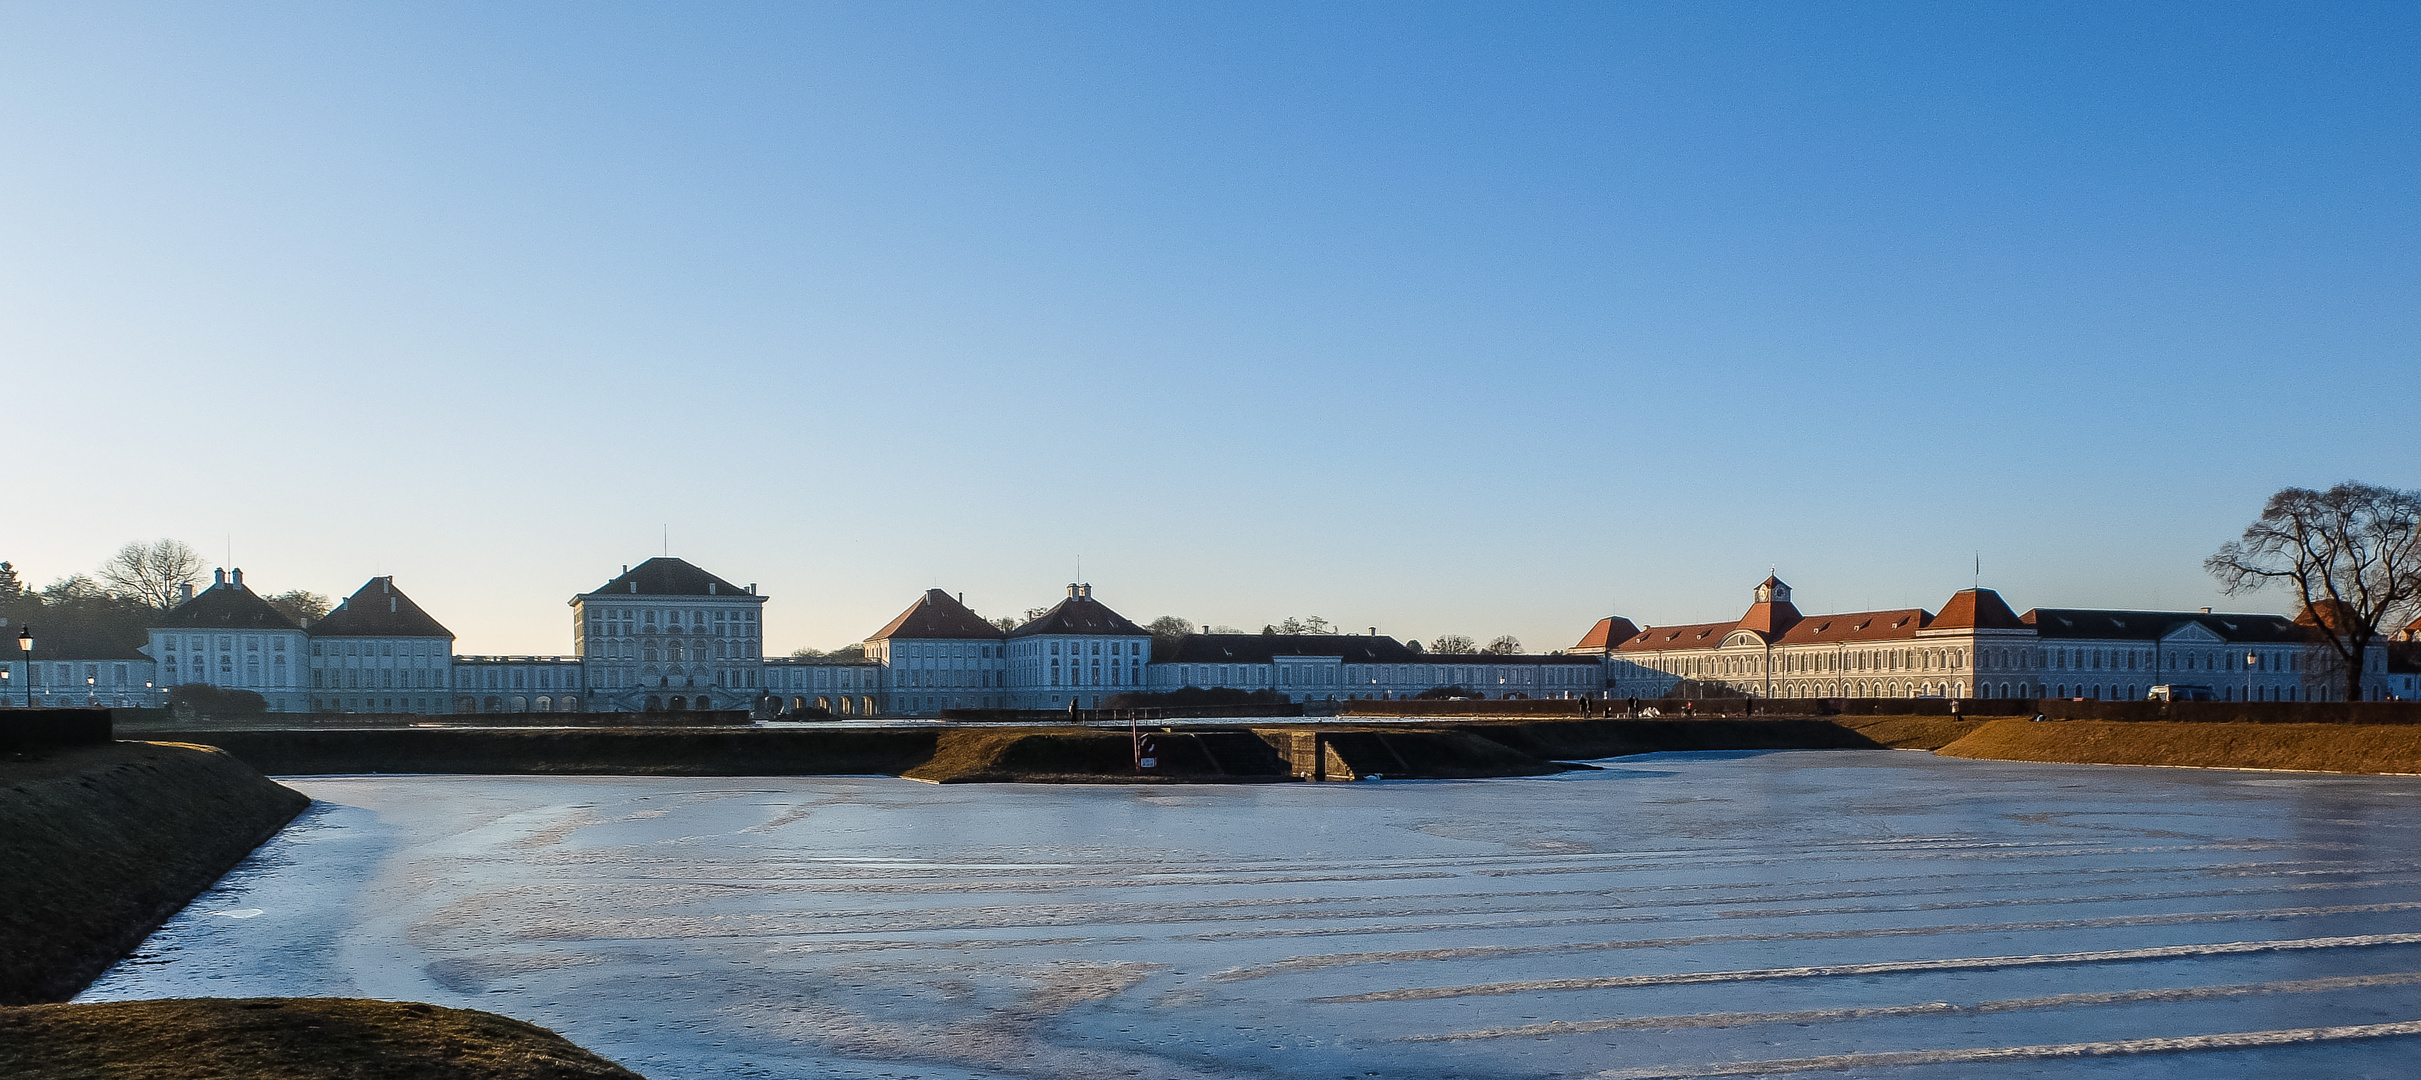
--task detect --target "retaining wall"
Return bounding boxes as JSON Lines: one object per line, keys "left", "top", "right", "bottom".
{"left": 113, "top": 710, "right": 752, "bottom": 733}
{"left": 1345, "top": 697, "right": 2421, "bottom": 723}
{"left": 185, "top": 726, "right": 939, "bottom": 776}
{"left": 0, "top": 709, "right": 113, "bottom": 753}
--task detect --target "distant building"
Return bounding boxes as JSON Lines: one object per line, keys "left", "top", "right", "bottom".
{"left": 147, "top": 568, "right": 308, "bottom": 712}
{"left": 572, "top": 558, "right": 767, "bottom": 713}
{"left": 307, "top": 576, "right": 456, "bottom": 714}
{"left": 1007, "top": 584, "right": 1151, "bottom": 710}
{"left": 864, "top": 589, "right": 1008, "bottom": 715}
{"left": 1149, "top": 633, "right": 1600, "bottom": 703}
{"left": 761, "top": 655, "right": 884, "bottom": 717}
{"left": 1583, "top": 574, "right": 2394, "bottom": 702}
{"left": 451, "top": 655, "right": 587, "bottom": 714}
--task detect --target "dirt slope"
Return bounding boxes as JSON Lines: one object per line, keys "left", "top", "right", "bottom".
{"left": 1937, "top": 719, "right": 2421, "bottom": 774}
{"left": 0, "top": 742, "right": 308, "bottom": 1004}
{"left": 0, "top": 998, "right": 645, "bottom": 1080}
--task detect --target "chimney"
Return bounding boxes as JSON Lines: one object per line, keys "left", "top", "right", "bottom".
{"left": 231, "top": 568, "right": 243, "bottom": 588}
{"left": 179, "top": 582, "right": 194, "bottom": 603}
{"left": 958, "top": 592, "right": 965, "bottom": 605}
{"left": 382, "top": 578, "right": 391, "bottom": 594}
{"left": 623, "top": 565, "right": 629, "bottom": 574}
{"left": 213, "top": 568, "right": 226, "bottom": 587}
{"left": 1067, "top": 583, "right": 1081, "bottom": 598}
{"left": 748, "top": 583, "right": 757, "bottom": 595}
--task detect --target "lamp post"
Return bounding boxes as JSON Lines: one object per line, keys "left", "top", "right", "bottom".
{"left": 2246, "top": 651, "right": 2258, "bottom": 704}
{"left": 86, "top": 675, "right": 96, "bottom": 706}
{"left": 1, "top": 668, "right": 9, "bottom": 707}
{"left": 17, "top": 626, "right": 30, "bottom": 707}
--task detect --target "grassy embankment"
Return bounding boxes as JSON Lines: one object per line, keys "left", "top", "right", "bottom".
{"left": 0, "top": 998, "right": 643, "bottom": 1080}
{"left": 1936, "top": 718, "right": 2421, "bottom": 774}
{"left": 0, "top": 741, "right": 308, "bottom": 1005}
{"left": 3, "top": 742, "right": 656, "bottom": 1078}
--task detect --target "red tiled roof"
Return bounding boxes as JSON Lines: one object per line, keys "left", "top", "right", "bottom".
{"left": 1773, "top": 608, "right": 1931, "bottom": 645}
{"left": 1569, "top": 616, "right": 1642, "bottom": 653}
{"left": 310, "top": 577, "right": 453, "bottom": 638}
{"left": 1929, "top": 588, "right": 2026, "bottom": 631}
{"left": 2295, "top": 599, "right": 2364, "bottom": 632}
{"left": 1734, "top": 600, "right": 1802, "bottom": 637}
{"left": 866, "top": 589, "right": 1004, "bottom": 641}
{"left": 1613, "top": 620, "right": 1741, "bottom": 653}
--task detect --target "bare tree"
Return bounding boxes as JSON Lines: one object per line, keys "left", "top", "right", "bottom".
{"left": 265, "top": 589, "right": 332, "bottom": 624}
{"left": 990, "top": 616, "right": 1020, "bottom": 632}
{"left": 98, "top": 539, "right": 205, "bottom": 609}
{"left": 1429, "top": 634, "right": 1477, "bottom": 654}
{"left": 1482, "top": 635, "right": 1523, "bottom": 655}
{"left": 2206, "top": 481, "right": 2421, "bottom": 703}
{"left": 1147, "top": 615, "right": 1194, "bottom": 655}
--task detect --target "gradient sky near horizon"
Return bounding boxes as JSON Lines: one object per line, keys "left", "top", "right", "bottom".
{"left": 4, "top": 3, "right": 2416, "bottom": 655}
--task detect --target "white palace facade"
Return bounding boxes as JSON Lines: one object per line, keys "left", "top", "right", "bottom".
{"left": 1577, "top": 575, "right": 2395, "bottom": 703}
{"left": 9, "top": 559, "right": 2410, "bottom": 713}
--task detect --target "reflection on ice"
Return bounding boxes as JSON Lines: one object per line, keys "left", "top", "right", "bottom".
{"left": 81, "top": 751, "right": 2421, "bottom": 1079}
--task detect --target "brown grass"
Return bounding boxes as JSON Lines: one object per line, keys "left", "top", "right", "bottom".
{"left": 0, "top": 998, "right": 645, "bottom": 1080}
{"left": 900, "top": 728, "right": 1142, "bottom": 783}
{"left": 1830, "top": 715, "right": 2000, "bottom": 750}
{"left": 1, "top": 742, "right": 309, "bottom": 1004}
{"left": 1936, "top": 719, "right": 2421, "bottom": 774}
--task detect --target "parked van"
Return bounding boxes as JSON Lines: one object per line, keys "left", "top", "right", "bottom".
{"left": 2147, "top": 684, "right": 2216, "bottom": 702}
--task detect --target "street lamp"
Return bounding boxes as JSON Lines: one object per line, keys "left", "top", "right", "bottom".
{"left": 2246, "top": 651, "right": 2258, "bottom": 703}
{"left": 17, "top": 626, "right": 30, "bottom": 707}
{"left": 86, "top": 675, "right": 96, "bottom": 706}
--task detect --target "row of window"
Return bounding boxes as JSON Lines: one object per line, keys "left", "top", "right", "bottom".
{"left": 310, "top": 640, "right": 445, "bottom": 658}
{"left": 585, "top": 640, "right": 763, "bottom": 662}
{"left": 887, "top": 642, "right": 1002, "bottom": 660}
{"left": 316, "top": 670, "right": 441, "bottom": 689}
{"left": 584, "top": 607, "right": 759, "bottom": 639}
{"left": 160, "top": 635, "right": 289, "bottom": 653}
{"left": 8, "top": 662, "right": 141, "bottom": 686}
{"left": 1016, "top": 639, "right": 1146, "bottom": 657}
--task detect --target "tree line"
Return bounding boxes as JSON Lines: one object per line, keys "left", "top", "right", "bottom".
{"left": 0, "top": 540, "right": 331, "bottom": 660}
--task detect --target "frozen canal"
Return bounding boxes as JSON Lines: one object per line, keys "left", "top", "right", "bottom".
{"left": 83, "top": 751, "right": 2421, "bottom": 1079}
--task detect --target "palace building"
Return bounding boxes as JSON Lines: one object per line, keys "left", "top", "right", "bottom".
{"left": 1578, "top": 575, "right": 2393, "bottom": 702}
{"left": 17, "top": 558, "right": 2403, "bottom": 716}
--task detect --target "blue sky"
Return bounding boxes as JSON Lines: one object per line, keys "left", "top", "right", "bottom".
{"left": 4, "top": 3, "right": 2415, "bottom": 654}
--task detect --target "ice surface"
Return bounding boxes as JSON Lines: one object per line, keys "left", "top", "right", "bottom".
{"left": 79, "top": 750, "right": 2421, "bottom": 1079}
